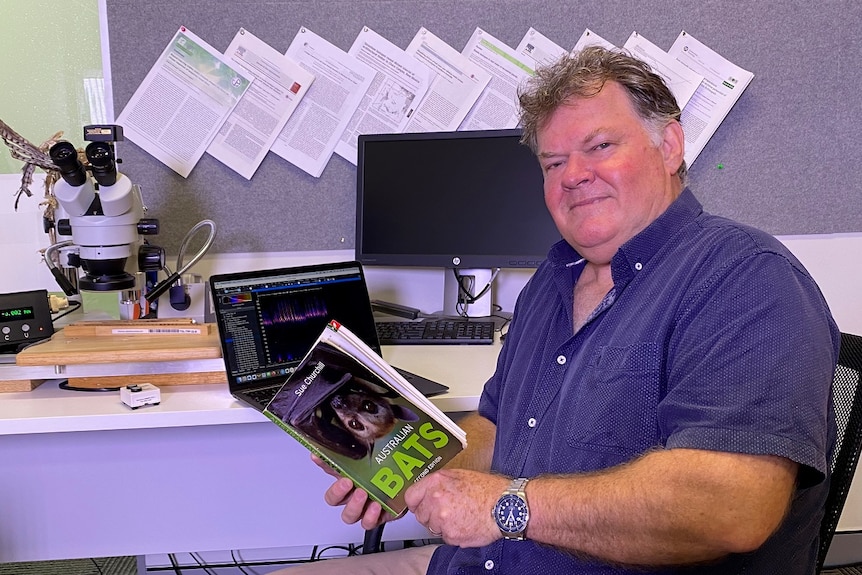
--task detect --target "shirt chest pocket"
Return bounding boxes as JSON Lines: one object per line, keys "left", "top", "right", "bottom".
{"left": 565, "top": 342, "right": 662, "bottom": 464}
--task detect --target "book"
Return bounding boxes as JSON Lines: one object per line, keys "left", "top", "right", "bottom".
{"left": 263, "top": 319, "right": 467, "bottom": 516}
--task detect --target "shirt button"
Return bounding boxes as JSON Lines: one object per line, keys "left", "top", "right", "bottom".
{"left": 556, "top": 355, "right": 566, "bottom": 365}
{"left": 485, "top": 559, "right": 495, "bottom": 570}
{"left": 528, "top": 417, "right": 537, "bottom": 428}
{"left": 634, "top": 262, "right": 643, "bottom": 270}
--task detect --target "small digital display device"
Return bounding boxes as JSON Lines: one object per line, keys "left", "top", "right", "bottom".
{"left": 0, "top": 306, "right": 35, "bottom": 321}
{"left": 0, "top": 290, "right": 54, "bottom": 353}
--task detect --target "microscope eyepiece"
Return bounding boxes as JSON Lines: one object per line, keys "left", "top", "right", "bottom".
{"left": 49, "top": 141, "right": 87, "bottom": 187}
{"left": 85, "top": 141, "right": 118, "bottom": 187}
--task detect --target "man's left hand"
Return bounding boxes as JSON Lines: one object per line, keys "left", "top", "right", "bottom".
{"left": 405, "top": 469, "right": 507, "bottom": 547}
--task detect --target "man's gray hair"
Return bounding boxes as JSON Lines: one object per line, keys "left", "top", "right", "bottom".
{"left": 517, "top": 46, "right": 687, "bottom": 183}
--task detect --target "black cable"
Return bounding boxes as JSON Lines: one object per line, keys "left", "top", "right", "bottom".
{"left": 145, "top": 558, "right": 312, "bottom": 572}
{"left": 89, "top": 558, "right": 105, "bottom": 575}
{"left": 51, "top": 298, "right": 82, "bottom": 323}
{"left": 140, "top": 540, "right": 441, "bottom": 572}
{"left": 59, "top": 380, "right": 121, "bottom": 392}
{"left": 453, "top": 269, "right": 476, "bottom": 317}
{"left": 230, "top": 549, "right": 254, "bottom": 575}
{"left": 454, "top": 269, "right": 476, "bottom": 302}
{"left": 489, "top": 305, "right": 512, "bottom": 335}
{"left": 188, "top": 552, "right": 218, "bottom": 575}
{"left": 451, "top": 268, "right": 500, "bottom": 317}
{"left": 314, "top": 543, "right": 358, "bottom": 560}
{"left": 457, "top": 269, "right": 496, "bottom": 303}
{"left": 11, "top": 337, "right": 52, "bottom": 354}
{"left": 168, "top": 553, "right": 183, "bottom": 574}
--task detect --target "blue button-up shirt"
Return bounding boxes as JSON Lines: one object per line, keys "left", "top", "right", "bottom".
{"left": 429, "top": 189, "right": 840, "bottom": 575}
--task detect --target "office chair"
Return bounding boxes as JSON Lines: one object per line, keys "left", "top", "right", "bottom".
{"left": 818, "top": 331, "right": 862, "bottom": 572}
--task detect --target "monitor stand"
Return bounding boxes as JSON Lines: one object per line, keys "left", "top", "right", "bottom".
{"left": 442, "top": 268, "right": 493, "bottom": 318}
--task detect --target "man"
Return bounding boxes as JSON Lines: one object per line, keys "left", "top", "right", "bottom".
{"left": 275, "top": 46, "right": 839, "bottom": 574}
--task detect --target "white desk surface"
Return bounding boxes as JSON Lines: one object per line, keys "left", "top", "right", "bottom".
{"left": 0, "top": 342, "right": 500, "bottom": 563}
{"left": 0, "top": 343, "right": 497, "bottom": 436}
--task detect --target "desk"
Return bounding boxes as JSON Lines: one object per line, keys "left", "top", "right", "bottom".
{"left": 0, "top": 343, "right": 500, "bottom": 563}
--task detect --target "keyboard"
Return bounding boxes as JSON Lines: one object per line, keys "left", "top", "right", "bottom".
{"left": 376, "top": 320, "right": 495, "bottom": 345}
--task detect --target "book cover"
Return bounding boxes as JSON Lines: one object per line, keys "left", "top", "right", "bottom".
{"left": 263, "top": 320, "right": 466, "bottom": 516}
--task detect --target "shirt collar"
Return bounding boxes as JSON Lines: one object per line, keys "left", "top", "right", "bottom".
{"left": 614, "top": 188, "right": 702, "bottom": 280}
{"left": 546, "top": 188, "right": 704, "bottom": 285}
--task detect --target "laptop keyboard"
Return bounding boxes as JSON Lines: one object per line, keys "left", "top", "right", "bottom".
{"left": 376, "top": 319, "right": 495, "bottom": 345}
{"left": 244, "top": 385, "right": 280, "bottom": 405}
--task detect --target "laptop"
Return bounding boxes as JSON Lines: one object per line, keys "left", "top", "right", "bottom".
{"left": 209, "top": 260, "right": 449, "bottom": 412}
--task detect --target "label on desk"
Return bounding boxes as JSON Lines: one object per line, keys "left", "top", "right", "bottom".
{"left": 15, "top": 327, "right": 222, "bottom": 366}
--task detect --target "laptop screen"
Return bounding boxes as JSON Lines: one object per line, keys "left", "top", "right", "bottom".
{"left": 210, "top": 261, "right": 381, "bottom": 392}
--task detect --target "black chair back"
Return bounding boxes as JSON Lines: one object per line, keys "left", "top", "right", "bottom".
{"left": 818, "top": 332, "right": 862, "bottom": 571}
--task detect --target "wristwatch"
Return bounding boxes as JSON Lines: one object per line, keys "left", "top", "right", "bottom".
{"left": 492, "top": 477, "right": 530, "bottom": 540}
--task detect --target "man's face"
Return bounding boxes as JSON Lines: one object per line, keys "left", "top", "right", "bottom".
{"left": 536, "top": 81, "right": 683, "bottom": 263}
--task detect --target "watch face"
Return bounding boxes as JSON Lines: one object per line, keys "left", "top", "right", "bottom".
{"left": 494, "top": 493, "right": 529, "bottom": 535}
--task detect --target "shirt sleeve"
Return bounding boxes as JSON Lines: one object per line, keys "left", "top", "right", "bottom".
{"left": 661, "top": 249, "right": 839, "bottom": 485}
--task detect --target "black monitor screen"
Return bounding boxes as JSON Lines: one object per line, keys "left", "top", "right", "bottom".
{"left": 355, "top": 129, "right": 561, "bottom": 270}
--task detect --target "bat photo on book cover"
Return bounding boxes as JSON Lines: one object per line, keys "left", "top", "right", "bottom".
{"left": 263, "top": 320, "right": 466, "bottom": 516}
{"left": 267, "top": 342, "right": 419, "bottom": 460}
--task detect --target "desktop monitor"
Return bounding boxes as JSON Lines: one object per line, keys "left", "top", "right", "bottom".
{"left": 355, "top": 128, "right": 561, "bottom": 314}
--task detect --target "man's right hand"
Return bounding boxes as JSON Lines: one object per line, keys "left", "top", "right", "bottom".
{"left": 312, "top": 454, "right": 397, "bottom": 530}
{"left": 311, "top": 413, "right": 495, "bottom": 530}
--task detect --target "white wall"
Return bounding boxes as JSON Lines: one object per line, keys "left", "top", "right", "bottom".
{"left": 778, "top": 234, "right": 862, "bottom": 335}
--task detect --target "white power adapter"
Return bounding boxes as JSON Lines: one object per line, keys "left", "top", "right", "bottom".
{"left": 120, "top": 383, "right": 161, "bottom": 409}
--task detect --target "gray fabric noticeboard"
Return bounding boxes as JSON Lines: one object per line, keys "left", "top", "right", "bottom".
{"left": 106, "top": 1, "right": 862, "bottom": 256}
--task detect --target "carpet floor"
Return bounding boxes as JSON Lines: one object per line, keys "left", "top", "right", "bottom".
{"left": 0, "top": 556, "right": 136, "bottom": 575}
{"left": 824, "top": 566, "right": 862, "bottom": 575}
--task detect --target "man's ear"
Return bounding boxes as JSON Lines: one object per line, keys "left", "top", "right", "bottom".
{"left": 661, "top": 120, "right": 685, "bottom": 176}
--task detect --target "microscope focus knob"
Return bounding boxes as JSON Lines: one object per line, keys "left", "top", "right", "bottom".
{"left": 137, "top": 218, "right": 160, "bottom": 236}
{"left": 138, "top": 243, "right": 165, "bottom": 271}
{"left": 56, "top": 219, "right": 73, "bottom": 236}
